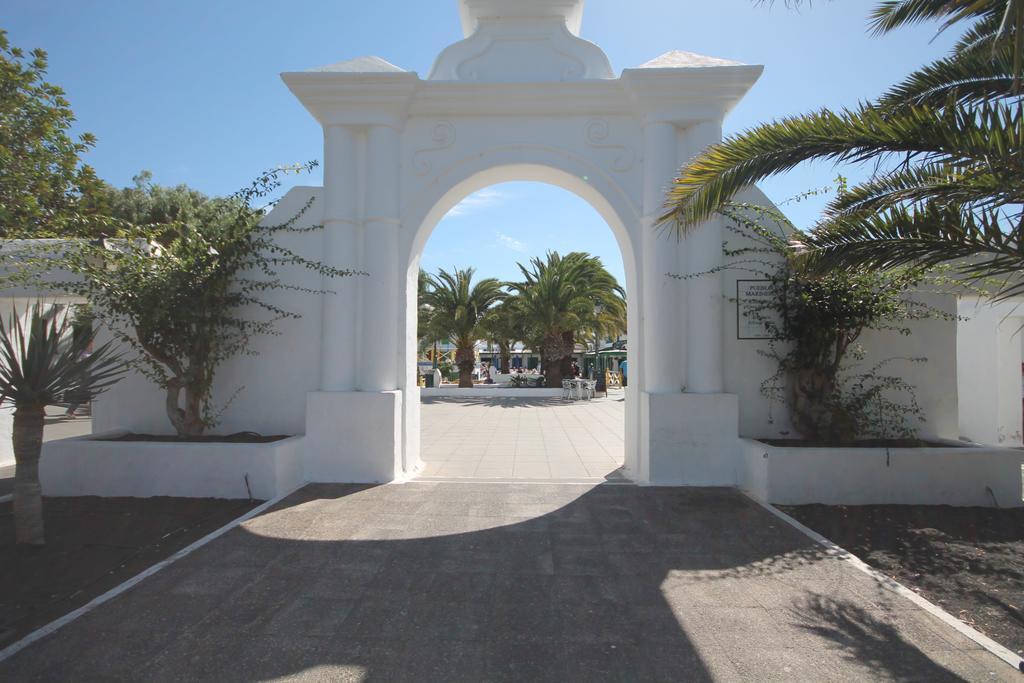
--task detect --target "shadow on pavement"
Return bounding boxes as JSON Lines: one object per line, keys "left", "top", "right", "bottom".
{"left": 421, "top": 396, "right": 570, "bottom": 409}
{"left": 0, "top": 484, "right": 998, "bottom": 681}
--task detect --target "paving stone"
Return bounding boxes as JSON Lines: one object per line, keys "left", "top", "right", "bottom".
{"left": 483, "top": 640, "right": 570, "bottom": 682}
{"left": 0, "top": 482, "right": 1016, "bottom": 682}
{"left": 393, "top": 640, "right": 487, "bottom": 682}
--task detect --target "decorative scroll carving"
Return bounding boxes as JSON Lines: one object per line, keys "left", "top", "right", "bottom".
{"left": 454, "top": 36, "right": 588, "bottom": 82}
{"left": 413, "top": 122, "right": 456, "bottom": 176}
{"left": 585, "top": 119, "right": 635, "bottom": 172}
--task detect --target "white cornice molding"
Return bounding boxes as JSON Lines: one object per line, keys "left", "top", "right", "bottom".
{"left": 282, "top": 62, "right": 764, "bottom": 124}
{"left": 281, "top": 72, "right": 419, "bottom": 127}
{"left": 621, "top": 64, "right": 764, "bottom": 121}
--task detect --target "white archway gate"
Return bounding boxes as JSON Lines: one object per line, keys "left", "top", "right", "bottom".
{"left": 284, "top": 0, "right": 763, "bottom": 485}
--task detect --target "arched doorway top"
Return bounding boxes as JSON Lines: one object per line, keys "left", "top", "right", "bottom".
{"left": 403, "top": 148, "right": 639, "bottom": 279}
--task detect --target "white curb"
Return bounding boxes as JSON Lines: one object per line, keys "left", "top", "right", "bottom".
{"left": 0, "top": 485, "right": 304, "bottom": 664}
{"left": 746, "top": 493, "right": 1024, "bottom": 674}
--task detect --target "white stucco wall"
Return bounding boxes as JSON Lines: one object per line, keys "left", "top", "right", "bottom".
{"left": 719, "top": 188, "right": 959, "bottom": 441}
{"left": 741, "top": 438, "right": 1024, "bottom": 508}
{"left": 63, "top": 177, "right": 958, "bottom": 458}
{"left": 0, "top": 0, "right": 971, "bottom": 495}
{"left": 957, "top": 297, "right": 1024, "bottom": 446}
{"left": 93, "top": 188, "right": 328, "bottom": 438}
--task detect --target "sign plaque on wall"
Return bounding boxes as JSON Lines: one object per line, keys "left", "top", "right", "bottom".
{"left": 736, "top": 279, "right": 780, "bottom": 340}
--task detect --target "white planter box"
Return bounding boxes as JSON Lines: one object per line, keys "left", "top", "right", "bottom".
{"left": 740, "top": 438, "right": 1024, "bottom": 507}
{"left": 0, "top": 406, "right": 12, "bottom": 467}
{"left": 41, "top": 432, "right": 305, "bottom": 500}
{"left": 422, "top": 387, "right": 564, "bottom": 398}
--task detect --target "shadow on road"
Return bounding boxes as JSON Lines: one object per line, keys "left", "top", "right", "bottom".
{"left": 0, "top": 484, "right": 985, "bottom": 681}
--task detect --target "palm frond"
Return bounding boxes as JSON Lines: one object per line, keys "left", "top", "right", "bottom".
{"left": 421, "top": 267, "right": 504, "bottom": 344}
{"left": 799, "top": 204, "right": 1024, "bottom": 297}
{"left": 869, "top": 0, "right": 1002, "bottom": 36}
{"left": 662, "top": 100, "right": 1023, "bottom": 233}
{"left": 826, "top": 162, "right": 1019, "bottom": 218}
{"left": 879, "top": 43, "right": 1015, "bottom": 106}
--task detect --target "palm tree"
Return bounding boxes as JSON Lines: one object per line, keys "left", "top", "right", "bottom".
{"left": 479, "top": 300, "right": 522, "bottom": 375}
{"left": 0, "top": 304, "right": 125, "bottom": 545}
{"left": 509, "top": 252, "right": 626, "bottom": 388}
{"left": 663, "top": 1, "right": 1024, "bottom": 298}
{"left": 421, "top": 268, "right": 505, "bottom": 388}
{"left": 416, "top": 268, "right": 439, "bottom": 361}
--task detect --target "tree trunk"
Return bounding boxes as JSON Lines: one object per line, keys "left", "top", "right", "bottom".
{"left": 499, "top": 343, "right": 511, "bottom": 375}
{"left": 788, "top": 367, "right": 854, "bottom": 445}
{"left": 13, "top": 403, "right": 46, "bottom": 545}
{"left": 542, "top": 332, "right": 574, "bottom": 388}
{"left": 456, "top": 346, "right": 475, "bottom": 389}
{"left": 559, "top": 331, "right": 575, "bottom": 381}
{"left": 165, "top": 378, "right": 206, "bottom": 437}
{"left": 545, "top": 360, "right": 563, "bottom": 388}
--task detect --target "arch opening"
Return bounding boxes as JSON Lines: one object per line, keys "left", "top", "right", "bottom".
{"left": 404, "top": 165, "right": 640, "bottom": 482}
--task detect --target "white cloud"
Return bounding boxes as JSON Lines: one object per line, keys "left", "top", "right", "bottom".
{"left": 495, "top": 231, "right": 527, "bottom": 253}
{"left": 447, "top": 188, "right": 506, "bottom": 217}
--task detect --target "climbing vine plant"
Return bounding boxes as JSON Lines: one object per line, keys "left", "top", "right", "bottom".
{"left": 680, "top": 195, "right": 945, "bottom": 444}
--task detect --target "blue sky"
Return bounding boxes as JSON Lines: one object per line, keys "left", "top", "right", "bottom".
{"left": 5, "top": 0, "right": 960, "bottom": 288}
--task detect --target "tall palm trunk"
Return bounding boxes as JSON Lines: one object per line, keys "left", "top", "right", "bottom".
{"left": 498, "top": 342, "right": 512, "bottom": 375}
{"left": 542, "top": 333, "right": 574, "bottom": 388}
{"left": 13, "top": 403, "right": 46, "bottom": 545}
{"left": 559, "top": 331, "right": 575, "bottom": 381}
{"left": 455, "top": 346, "right": 475, "bottom": 389}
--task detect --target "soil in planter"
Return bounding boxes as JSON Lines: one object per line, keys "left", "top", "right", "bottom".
{"left": 760, "top": 438, "right": 965, "bottom": 448}
{"left": 0, "top": 496, "right": 260, "bottom": 647}
{"left": 781, "top": 504, "right": 1024, "bottom": 658}
{"left": 98, "top": 431, "right": 290, "bottom": 443}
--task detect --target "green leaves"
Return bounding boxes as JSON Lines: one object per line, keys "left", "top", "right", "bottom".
{"left": 41, "top": 164, "right": 350, "bottom": 436}
{"left": 666, "top": 1, "right": 1024, "bottom": 300}
{"left": 421, "top": 267, "right": 505, "bottom": 352}
{"left": 507, "top": 251, "right": 626, "bottom": 352}
{"left": 663, "top": 100, "right": 1023, "bottom": 231}
{"left": 798, "top": 205, "right": 1024, "bottom": 297}
{"left": 0, "top": 30, "right": 106, "bottom": 238}
{"left": 868, "top": 0, "right": 1003, "bottom": 36}
{"left": 417, "top": 253, "right": 626, "bottom": 385}
{"left": 420, "top": 267, "right": 505, "bottom": 386}
{"left": 718, "top": 202, "right": 932, "bottom": 442}
{"left": 0, "top": 302, "right": 126, "bottom": 409}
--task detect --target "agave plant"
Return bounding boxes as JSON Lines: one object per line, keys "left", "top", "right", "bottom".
{"left": 665, "top": 0, "right": 1024, "bottom": 298}
{"left": 0, "top": 303, "right": 126, "bottom": 545}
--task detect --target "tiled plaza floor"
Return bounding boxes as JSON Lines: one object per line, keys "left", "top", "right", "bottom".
{"left": 0, "top": 483, "right": 1014, "bottom": 681}
{"left": 420, "top": 394, "right": 626, "bottom": 480}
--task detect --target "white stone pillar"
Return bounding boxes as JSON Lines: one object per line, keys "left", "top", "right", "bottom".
{"left": 359, "top": 124, "right": 401, "bottom": 391}
{"left": 321, "top": 124, "right": 359, "bottom": 391}
{"left": 641, "top": 120, "right": 683, "bottom": 393}
{"left": 684, "top": 120, "right": 725, "bottom": 394}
